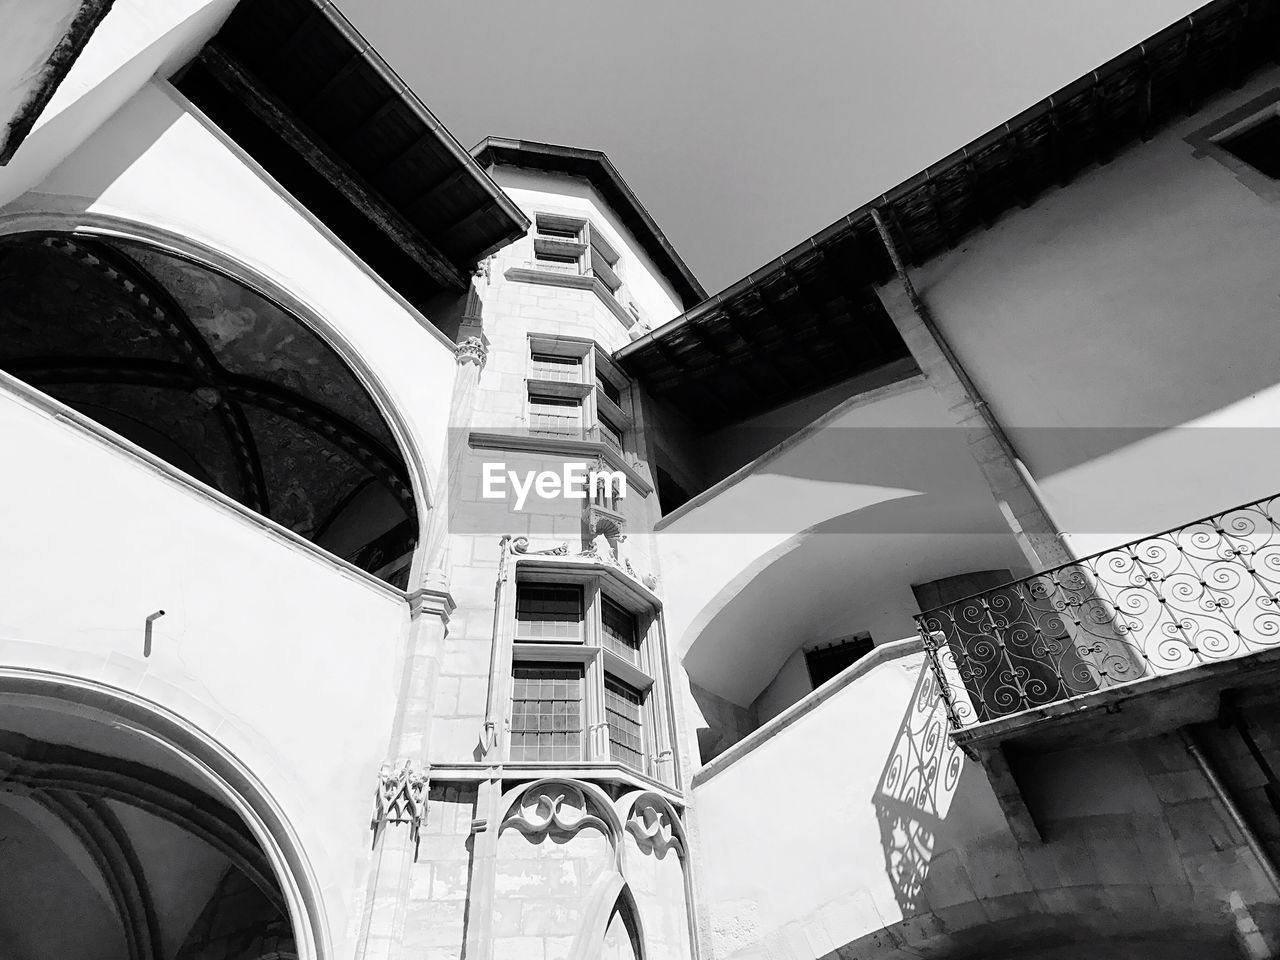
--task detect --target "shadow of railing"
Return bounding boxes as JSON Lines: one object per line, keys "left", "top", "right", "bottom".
{"left": 872, "top": 661, "right": 964, "bottom": 914}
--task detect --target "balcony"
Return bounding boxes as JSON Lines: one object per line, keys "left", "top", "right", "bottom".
{"left": 917, "top": 493, "right": 1280, "bottom": 732}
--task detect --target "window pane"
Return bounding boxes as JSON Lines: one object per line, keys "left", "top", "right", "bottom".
{"left": 605, "top": 676, "right": 644, "bottom": 772}
{"left": 529, "top": 395, "right": 582, "bottom": 436}
{"left": 516, "top": 584, "right": 584, "bottom": 640}
{"left": 598, "top": 415, "right": 623, "bottom": 453}
{"left": 596, "top": 375, "right": 623, "bottom": 407}
{"left": 804, "top": 634, "right": 874, "bottom": 688}
{"left": 601, "top": 595, "right": 639, "bottom": 664}
{"left": 531, "top": 353, "right": 582, "bottom": 383}
{"left": 533, "top": 251, "right": 582, "bottom": 274}
{"left": 536, "top": 214, "right": 586, "bottom": 241}
{"left": 511, "top": 664, "right": 584, "bottom": 762}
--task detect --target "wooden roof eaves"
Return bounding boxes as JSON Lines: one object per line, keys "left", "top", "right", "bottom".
{"left": 616, "top": 0, "right": 1279, "bottom": 375}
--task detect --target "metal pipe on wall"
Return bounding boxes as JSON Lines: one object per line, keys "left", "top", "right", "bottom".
{"left": 1182, "top": 725, "right": 1280, "bottom": 898}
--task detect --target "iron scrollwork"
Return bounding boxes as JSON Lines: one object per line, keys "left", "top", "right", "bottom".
{"left": 918, "top": 494, "right": 1280, "bottom": 728}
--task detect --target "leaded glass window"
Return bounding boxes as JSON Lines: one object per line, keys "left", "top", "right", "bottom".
{"left": 601, "top": 595, "right": 639, "bottom": 664}
{"left": 515, "top": 584, "right": 583, "bottom": 641}
{"left": 605, "top": 677, "right": 644, "bottom": 772}
{"left": 510, "top": 664, "right": 585, "bottom": 762}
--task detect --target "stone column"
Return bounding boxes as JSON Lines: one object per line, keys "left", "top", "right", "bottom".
{"left": 356, "top": 588, "right": 453, "bottom": 960}
{"left": 874, "top": 274, "right": 1071, "bottom": 572}
{"left": 356, "top": 286, "right": 487, "bottom": 960}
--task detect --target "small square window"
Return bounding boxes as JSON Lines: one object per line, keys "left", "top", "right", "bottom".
{"left": 516, "top": 583, "right": 584, "bottom": 640}
{"left": 529, "top": 395, "right": 582, "bottom": 437}
{"left": 804, "top": 633, "right": 874, "bottom": 689}
{"left": 601, "top": 595, "right": 640, "bottom": 664}
{"left": 604, "top": 675, "right": 644, "bottom": 772}
{"left": 531, "top": 353, "right": 582, "bottom": 383}
{"left": 598, "top": 414, "right": 624, "bottom": 453}
{"left": 1219, "top": 113, "right": 1280, "bottom": 179}
{"left": 596, "top": 375, "right": 623, "bottom": 407}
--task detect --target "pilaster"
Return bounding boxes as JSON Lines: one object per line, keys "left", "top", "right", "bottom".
{"left": 874, "top": 275, "right": 1071, "bottom": 571}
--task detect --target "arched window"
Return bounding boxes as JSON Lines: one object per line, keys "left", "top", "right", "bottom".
{"left": 0, "top": 233, "right": 418, "bottom": 586}
{"left": 602, "top": 895, "right": 643, "bottom": 960}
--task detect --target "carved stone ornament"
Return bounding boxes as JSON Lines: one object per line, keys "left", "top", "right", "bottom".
{"left": 507, "top": 535, "right": 569, "bottom": 556}
{"left": 502, "top": 535, "right": 658, "bottom": 593}
{"left": 501, "top": 781, "right": 612, "bottom": 842}
{"left": 374, "top": 761, "right": 429, "bottom": 841}
{"left": 455, "top": 336, "right": 488, "bottom": 368}
{"left": 625, "top": 795, "right": 685, "bottom": 858}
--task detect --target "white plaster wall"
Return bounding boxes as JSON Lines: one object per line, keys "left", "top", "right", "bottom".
{"left": 0, "top": 0, "right": 236, "bottom": 207}
{"left": 0, "top": 1, "right": 85, "bottom": 138}
{"left": 692, "top": 648, "right": 1261, "bottom": 960}
{"left": 656, "top": 376, "right": 1027, "bottom": 707}
{"left": 489, "top": 167, "right": 688, "bottom": 333}
{"left": 916, "top": 67, "right": 1280, "bottom": 557}
{"left": 7, "top": 79, "right": 458, "bottom": 506}
{"left": 693, "top": 651, "right": 999, "bottom": 960}
{"left": 750, "top": 648, "right": 811, "bottom": 726}
{"left": 0, "top": 381, "right": 408, "bottom": 959}
{"left": 0, "top": 77, "right": 472, "bottom": 955}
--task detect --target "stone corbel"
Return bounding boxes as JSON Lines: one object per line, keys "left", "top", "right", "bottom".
{"left": 455, "top": 335, "right": 488, "bottom": 369}
{"left": 373, "top": 760, "right": 430, "bottom": 849}
{"left": 479, "top": 719, "right": 499, "bottom": 759}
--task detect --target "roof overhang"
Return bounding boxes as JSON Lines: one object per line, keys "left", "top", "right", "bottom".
{"left": 618, "top": 0, "right": 1280, "bottom": 427}
{"left": 176, "top": 0, "right": 529, "bottom": 309}
{"left": 472, "top": 137, "right": 707, "bottom": 310}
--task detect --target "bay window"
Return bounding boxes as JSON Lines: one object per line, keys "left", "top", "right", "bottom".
{"left": 508, "top": 572, "right": 669, "bottom": 780}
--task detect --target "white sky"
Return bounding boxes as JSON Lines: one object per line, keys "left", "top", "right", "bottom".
{"left": 339, "top": 0, "right": 1203, "bottom": 294}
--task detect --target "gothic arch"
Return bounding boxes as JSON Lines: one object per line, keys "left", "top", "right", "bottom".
{"left": 0, "top": 210, "right": 436, "bottom": 590}
{"left": 615, "top": 790, "right": 687, "bottom": 861}
{"left": 0, "top": 666, "right": 330, "bottom": 960}
{"left": 566, "top": 875, "right": 649, "bottom": 960}
{"left": 497, "top": 778, "right": 626, "bottom": 853}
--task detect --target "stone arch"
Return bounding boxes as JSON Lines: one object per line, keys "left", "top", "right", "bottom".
{"left": 681, "top": 493, "right": 1030, "bottom": 745}
{"left": 565, "top": 875, "right": 649, "bottom": 960}
{"left": 497, "top": 777, "right": 625, "bottom": 852}
{"left": 615, "top": 790, "right": 687, "bottom": 862}
{"left": 0, "top": 666, "right": 330, "bottom": 960}
{"left": 0, "top": 210, "right": 436, "bottom": 590}
{"left": 614, "top": 791, "right": 695, "bottom": 960}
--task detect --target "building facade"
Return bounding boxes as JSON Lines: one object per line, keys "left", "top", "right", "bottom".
{"left": 2, "top": 1, "right": 1280, "bottom": 959}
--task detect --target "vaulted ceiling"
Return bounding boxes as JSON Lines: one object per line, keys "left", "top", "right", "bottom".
{"left": 0, "top": 233, "right": 416, "bottom": 583}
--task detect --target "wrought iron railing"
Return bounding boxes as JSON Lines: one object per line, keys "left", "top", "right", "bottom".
{"left": 916, "top": 493, "right": 1280, "bottom": 730}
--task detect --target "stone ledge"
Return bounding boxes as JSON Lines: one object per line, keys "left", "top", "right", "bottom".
{"left": 504, "top": 267, "right": 635, "bottom": 328}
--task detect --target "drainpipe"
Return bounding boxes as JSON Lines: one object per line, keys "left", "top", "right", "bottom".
{"left": 869, "top": 208, "right": 1071, "bottom": 564}
{"left": 1182, "top": 726, "right": 1280, "bottom": 897}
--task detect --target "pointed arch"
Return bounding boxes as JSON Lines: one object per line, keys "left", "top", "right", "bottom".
{"left": 565, "top": 874, "right": 649, "bottom": 960}
{"left": 615, "top": 790, "right": 687, "bottom": 860}
{"left": 497, "top": 777, "right": 625, "bottom": 857}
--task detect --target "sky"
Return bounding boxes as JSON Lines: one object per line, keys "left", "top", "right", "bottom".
{"left": 339, "top": 0, "right": 1203, "bottom": 295}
